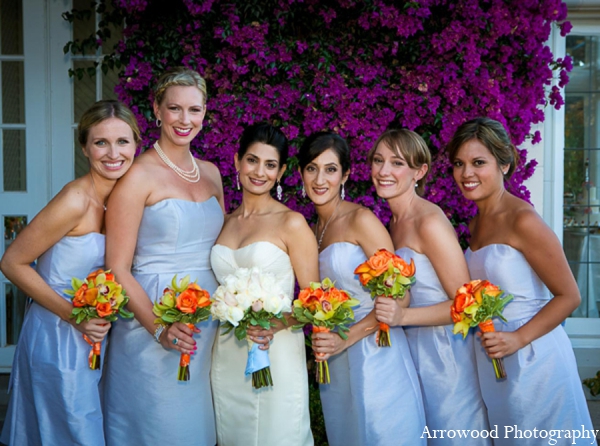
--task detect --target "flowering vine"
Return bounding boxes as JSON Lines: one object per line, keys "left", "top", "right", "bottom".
{"left": 64, "top": 0, "right": 571, "bottom": 246}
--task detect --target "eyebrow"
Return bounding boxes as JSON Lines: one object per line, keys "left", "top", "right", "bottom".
{"left": 247, "top": 152, "right": 279, "bottom": 163}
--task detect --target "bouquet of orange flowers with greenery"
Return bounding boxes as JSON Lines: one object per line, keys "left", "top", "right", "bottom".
{"left": 152, "top": 274, "right": 212, "bottom": 381}
{"left": 65, "top": 269, "right": 132, "bottom": 370}
{"left": 451, "top": 279, "right": 513, "bottom": 379}
{"left": 292, "top": 278, "right": 359, "bottom": 384}
{"left": 354, "top": 249, "right": 415, "bottom": 347}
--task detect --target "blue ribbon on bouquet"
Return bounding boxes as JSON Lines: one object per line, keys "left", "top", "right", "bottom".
{"left": 245, "top": 338, "right": 271, "bottom": 375}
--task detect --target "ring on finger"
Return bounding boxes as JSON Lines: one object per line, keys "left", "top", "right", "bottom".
{"left": 173, "top": 337, "right": 179, "bottom": 345}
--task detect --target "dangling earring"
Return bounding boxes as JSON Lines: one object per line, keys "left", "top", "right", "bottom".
{"left": 341, "top": 183, "right": 346, "bottom": 200}
{"left": 301, "top": 184, "right": 306, "bottom": 198}
{"left": 276, "top": 180, "right": 283, "bottom": 201}
{"left": 236, "top": 172, "right": 240, "bottom": 190}
{"left": 155, "top": 118, "right": 162, "bottom": 128}
{"left": 414, "top": 182, "right": 418, "bottom": 189}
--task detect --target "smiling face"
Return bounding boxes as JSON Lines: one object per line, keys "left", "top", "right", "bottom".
{"left": 82, "top": 117, "right": 137, "bottom": 181}
{"left": 452, "top": 138, "right": 508, "bottom": 201}
{"left": 371, "top": 142, "right": 425, "bottom": 200}
{"left": 235, "top": 142, "right": 285, "bottom": 196}
{"left": 301, "top": 148, "right": 349, "bottom": 206}
{"left": 154, "top": 85, "right": 206, "bottom": 147}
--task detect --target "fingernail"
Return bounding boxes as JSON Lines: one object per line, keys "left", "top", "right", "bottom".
{"left": 194, "top": 345, "right": 197, "bottom": 350}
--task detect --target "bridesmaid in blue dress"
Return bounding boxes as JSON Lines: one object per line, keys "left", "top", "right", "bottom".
{"left": 0, "top": 100, "right": 139, "bottom": 445}
{"left": 102, "top": 68, "right": 225, "bottom": 445}
{"left": 300, "top": 132, "right": 426, "bottom": 446}
{"left": 369, "top": 129, "right": 491, "bottom": 445}
{"left": 449, "top": 117, "right": 596, "bottom": 445}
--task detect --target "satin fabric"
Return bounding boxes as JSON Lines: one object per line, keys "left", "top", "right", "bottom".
{"left": 102, "top": 197, "right": 223, "bottom": 446}
{"left": 1, "top": 234, "right": 106, "bottom": 446}
{"left": 210, "top": 241, "right": 313, "bottom": 446}
{"left": 466, "top": 244, "right": 597, "bottom": 446}
{"left": 318, "top": 242, "right": 426, "bottom": 446}
{"left": 397, "top": 247, "right": 491, "bottom": 445}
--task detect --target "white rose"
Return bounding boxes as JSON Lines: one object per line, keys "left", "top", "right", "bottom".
{"left": 263, "top": 295, "right": 283, "bottom": 314}
{"left": 225, "top": 306, "right": 245, "bottom": 326}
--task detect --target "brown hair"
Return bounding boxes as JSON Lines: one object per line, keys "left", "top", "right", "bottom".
{"left": 154, "top": 67, "right": 207, "bottom": 105}
{"left": 447, "top": 117, "right": 519, "bottom": 178}
{"left": 368, "top": 129, "right": 431, "bottom": 196}
{"left": 78, "top": 100, "right": 141, "bottom": 146}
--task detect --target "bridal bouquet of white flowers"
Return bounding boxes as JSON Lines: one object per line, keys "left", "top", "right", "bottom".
{"left": 211, "top": 267, "right": 291, "bottom": 388}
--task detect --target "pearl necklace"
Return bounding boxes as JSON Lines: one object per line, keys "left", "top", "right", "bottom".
{"left": 316, "top": 200, "right": 341, "bottom": 249}
{"left": 153, "top": 142, "right": 200, "bottom": 183}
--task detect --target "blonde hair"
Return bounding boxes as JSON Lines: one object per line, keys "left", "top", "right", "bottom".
{"left": 78, "top": 100, "right": 141, "bottom": 146}
{"left": 368, "top": 129, "right": 431, "bottom": 196}
{"left": 154, "top": 67, "right": 207, "bottom": 105}
{"left": 447, "top": 117, "right": 519, "bottom": 178}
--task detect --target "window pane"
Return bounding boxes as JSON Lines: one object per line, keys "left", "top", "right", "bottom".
{"left": 102, "top": 67, "right": 119, "bottom": 100}
{"left": 2, "top": 129, "right": 26, "bottom": 191}
{"left": 74, "top": 127, "right": 88, "bottom": 178}
{"left": 0, "top": 0, "right": 23, "bottom": 55}
{"left": 1, "top": 61, "right": 25, "bottom": 124}
{"left": 72, "top": 0, "right": 96, "bottom": 55}
{"left": 101, "top": 2, "right": 123, "bottom": 56}
{"left": 73, "top": 60, "right": 97, "bottom": 122}
{"left": 4, "top": 282, "right": 26, "bottom": 345}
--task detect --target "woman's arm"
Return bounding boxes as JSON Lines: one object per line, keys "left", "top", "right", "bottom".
{"left": 377, "top": 213, "right": 469, "bottom": 327}
{"left": 313, "top": 208, "right": 393, "bottom": 360}
{"left": 479, "top": 208, "right": 580, "bottom": 359}
{"left": 0, "top": 184, "right": 110, "bottom": 342}
{"left": 105, "top": 165, "right": 196, "bottom": 355}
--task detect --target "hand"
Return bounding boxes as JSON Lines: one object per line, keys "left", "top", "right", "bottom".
{"left": 72, "top": 318, "right": 111, "bottom": 343}
{"left": 311, "top": 331, "right": 348, "bottom": 362}
{"left": 477, "top": 330, "right": 524, "bottom": 359}
{"left": 374, "top": 296, "right": 406, "bottom": 327}
{"left": 160, "top": 322, "right": 199, "bottom": 355}
{"left": 247, "top": 325, "right": 274, "bottom": 351}
{"left": 398, "top": 289, "right": 411, "bottom": 308}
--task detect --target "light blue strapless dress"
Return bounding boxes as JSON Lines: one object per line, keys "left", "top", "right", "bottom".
{"left": 398, "top": 247, "right": 491, "bottom": 445}
{"left": 0, "top": 233, "right": 106, "bottom": 446}
{"left": 102, "top": 197, "right": 224, "bottom": 446}
{"left": 318, "top": 242, "right": 426, "bottom": 446}
{"left": 466, "top": 244, "right": 597, "bottom": 446}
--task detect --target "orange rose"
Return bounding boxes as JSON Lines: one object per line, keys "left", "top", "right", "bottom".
{"left": 354, "top": 262, "right": 375, "bottom": 286}
{"left": 327, "top": 287, "right": 349, "bottom": 304}
{"left": 176, "top": 286, "right": 200, "bottom": 314}
{"left": 96, "top": 301, "right": 112, "bottom": 318}
{"left": 73, "top": 283, "right": 88, "bottom": 308}
{"left": 450, "top": 305, "right": 462, "bottom": 323}
{"left": 453, "top": 291, "right": 476, "bottom": 313}
{"left": 86, "top": 269, "right": 104, "bottom": 283}
{"left": 392, "top": 256, "right": 415, "bottom": 277}
{"left": 104, "top": 272, "right": 115, "bottom": 282}
{"left": 83, "top": 287, "right": 99, "bottom": 306}
{"left": 194, "top": 287, "right": 211, "bottom": 308}
{"left": 298, "top": 287, "right": 323, "bottom": 312}
{"left": 367, "top": 249, "right": 394, "bottom": 277}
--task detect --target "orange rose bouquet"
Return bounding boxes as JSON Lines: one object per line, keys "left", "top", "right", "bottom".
{"left": 292, "top": 278, "right": 360, "bottom": 384}
{"left": 65, "top": 269, "right": 133, "bottom": 370}
{"left": 451, "top": 279, "right": 513, "bottom": 379}
{"left": 354, "top": 249, "right": 415, "bottom": 347}
{"left": 152, "top": 274, "right": 212, "bottom": 381}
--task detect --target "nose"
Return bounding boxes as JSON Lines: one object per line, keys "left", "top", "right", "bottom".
{"left": 315, "top": 168, "right": 326, "bottom": 185}
{"left": 377, "top": 160, "right": 391, "bottom": 176}
{"left": 107, "top": 143, "right": 120, "bottom": 159}
{"left": 180, "top": 110, "right": 191, "bottom": 124}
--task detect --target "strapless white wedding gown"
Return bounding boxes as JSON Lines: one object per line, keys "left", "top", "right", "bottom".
{"left": 210, "top": 241, "right": 313, "bottom": 446}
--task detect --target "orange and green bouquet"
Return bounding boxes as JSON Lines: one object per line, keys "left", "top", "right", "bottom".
{"left": 65, "top": 269, "right": 133, "bottom": 370}
{"left": 354, "top": 249, "right": 415, "bottom": 347}
{"left": 292, "top": 278, "right": 360, "bottom": 384}
{"left": 451, "top": 279, "right": 513, "bottom": 379}
{"left": 152, "top": 274, "right": 212, "bottom": 381}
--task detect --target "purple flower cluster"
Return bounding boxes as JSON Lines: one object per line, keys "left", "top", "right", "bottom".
{"left": 103, "top": 0, "right": 570, "bottom": 245}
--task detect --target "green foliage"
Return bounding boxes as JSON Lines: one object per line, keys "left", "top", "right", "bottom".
{"left": 583, "top": 370, "right": 600, "bottom": 397}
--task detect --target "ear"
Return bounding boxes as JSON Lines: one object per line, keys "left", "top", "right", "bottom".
{"left": 342, "top": 169, "right": 351, "bottom": 184}
{"left": 153, "top": 101, "right": 160, "bottom": 121}
{"left": 501, "top": 164, "right": 509, "bottom": 175}
{"left": 415, "top": 163, "right": 429, "bottom": 182}
{"left": 234, "top": 153, "right": 240, "bottom": 172}
{"left": 277, "top": 164, "right": 287, "bottom": 182}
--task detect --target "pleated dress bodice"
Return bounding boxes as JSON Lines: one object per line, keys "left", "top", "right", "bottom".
{"left": 103, "top": 197, "right": 224, "bottom": 446}
{"left": 318, "top": 242, "right": 426, "bottom": 446}
{"left": 210, "top": 241, "right": 312, "bottom": 446}
{"left": 1, "top": 233, "right": 107, "bottom": 446}
{"left": 466, "top": 244, "right": 596, "bottom": 446}
{"left": 397, "top": 247, "right": 490, "bottom": 445}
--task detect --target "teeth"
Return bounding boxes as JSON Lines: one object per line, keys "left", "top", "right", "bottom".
{"left": 464, "top": 182, "right": 479, "bottom": 188}
{"left": 104, "top": 161, "right": 123, "bottom": 168}
{"left": 175, "top": 127, "right": 192, "bottom": 134}
{"left": 378, "top": 180, "right": 395, "bottom": 185}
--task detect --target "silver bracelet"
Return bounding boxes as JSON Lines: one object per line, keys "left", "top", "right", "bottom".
{"left": 153, "top": 324, "right": 166, "bottom": 343}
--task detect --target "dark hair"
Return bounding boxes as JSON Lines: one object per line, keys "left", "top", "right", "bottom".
{"left": 78, "top": 100, "right": 141, "bottom": 146}
{"left": 447, "top": 117, "right": 520, "bottom": 179}
{"left": 238, "top": 122, "right": 289, "bottom": 165}
{"left": 368, "top": 129, "right": 431, "bottom": 196}
{"left": 298, "top": 132, "right": 351, "bottom": 175}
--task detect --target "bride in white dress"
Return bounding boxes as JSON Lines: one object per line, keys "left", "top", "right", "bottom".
{"left": 210, "top": 123, "right": 317, "bottom": 446}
